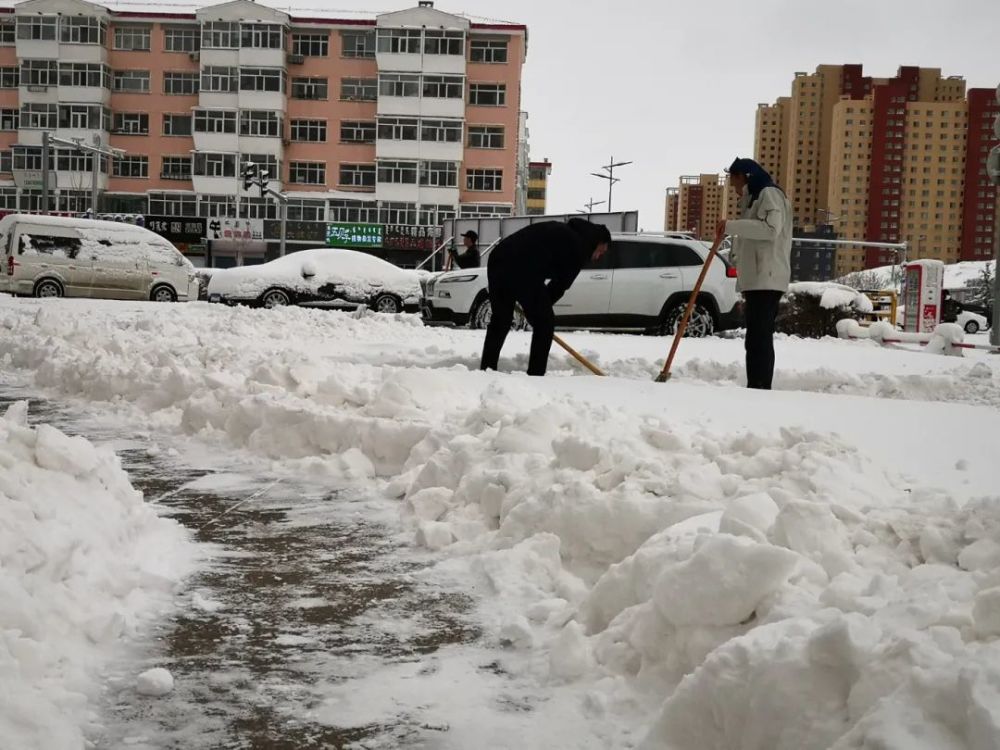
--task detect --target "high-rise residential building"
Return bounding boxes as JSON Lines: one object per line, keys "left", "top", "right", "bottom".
{"left": 0, "top": 0, "right": 528, "bottom": 263}
{"left": 756, "top": 64, "right": 999, "bottom": 275}
{"left": 525, "top": 158, "right": 551, "bottom": 215}
{"left": 664, "top": 187, "right": 679, "bottom": 231}
{"left": 667, "top": 173, "right": 738, "bottom": 240}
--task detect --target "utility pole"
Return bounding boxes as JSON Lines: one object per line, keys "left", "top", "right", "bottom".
{"left": 577, "top": 198, "right": 605, "bottom": 214}
{"left": 243, "top": 162, "right": 287, "bottom": 256}
{"left": 41, "top": 131, "right": 125, "bottom": 215}
{"left": 590, "top": 156, "right": 632, "bottom": 212}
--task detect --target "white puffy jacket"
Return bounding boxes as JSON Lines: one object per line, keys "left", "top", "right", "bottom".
{"left": 725, "top": 185, "right": 793, "bottom": 293}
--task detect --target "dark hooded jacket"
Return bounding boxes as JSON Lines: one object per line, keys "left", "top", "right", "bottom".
{"left": 488, "top": 218, "right": 609, "bottom": 303}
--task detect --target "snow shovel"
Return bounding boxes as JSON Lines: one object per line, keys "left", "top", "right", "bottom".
{"left": 514, "top": 303, "right": 606, "bottom": 376}
{"left": 654, "top": 235, "right": 725, "bottom": 383}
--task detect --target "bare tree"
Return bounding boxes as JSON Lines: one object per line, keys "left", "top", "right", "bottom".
{"left": 963, "top": 262, "right": 995, "bottom": 308}
{"left": 838, "top": 269, "right": 889, "bottom": 290}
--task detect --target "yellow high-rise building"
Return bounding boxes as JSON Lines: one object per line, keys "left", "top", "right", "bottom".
{"left": 526, "top": 160, "right": 552, "bottom": 215}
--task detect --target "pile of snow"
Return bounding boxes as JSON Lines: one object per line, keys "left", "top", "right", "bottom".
{"left": 838, "top": 260, "right": 994, "bottom": 292}
{"left": 0, "top": 401, "right": 197, "bottom": 749}
{"left": 207, "top": 247, "right": 421, "bottom": 303}
{"left": 788, "top": 281, "right": 875, "bottom": 312}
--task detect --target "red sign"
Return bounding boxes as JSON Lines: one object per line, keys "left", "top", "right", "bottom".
{"left": 921, "top": 304, "right": 938, "bottom": 332}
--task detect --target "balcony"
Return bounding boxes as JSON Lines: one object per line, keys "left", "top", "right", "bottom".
{"left": 192, "top": 130, "right": 238, "bottom": 153}
{"left": 377, "top": 95, "right": 464, "bottom": 120}
{"left": 376, "top": 137, "right": 462, "bottom": 163}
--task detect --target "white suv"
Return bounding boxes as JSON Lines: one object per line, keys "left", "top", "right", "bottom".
{"left": 421, "top": 232, "right": 741, "bottom": 336}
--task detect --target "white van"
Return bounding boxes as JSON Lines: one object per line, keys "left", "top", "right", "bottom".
{"left": 1, "top": 214, "right": 198, "bottom": 302}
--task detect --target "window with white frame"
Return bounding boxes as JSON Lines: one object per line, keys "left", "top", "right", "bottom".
{"left": 378, "top": 160, "right": 418, "bottom": 184}
{"left": 0, "top": 150, "right": 13, "bottom": 174}
{"left": 287, "top": 199, "right": 325, "bottom": 222}
{"left": 421, "top": 119, "right": 462, "bottom": 143}
{"left": 113, "top": 112, "right": 149, "bottom": 134}
{"left": 0, "top": 108, "right": 18, "bottom": 131}
{"left": 376, "top": 28, "right": 421, "bottom": 54}
{"left": 22, "top": 60, "right": 58, "bottom": 87}
{"left": 470, "top": 38, "right": 508, "bottom": 63}
{"left": 292, "top": 32, "right": 328, "bottom": 56}
{"left": 58, "top": 62, "right": 108, "bottom": 88}
{"left": 114, "top": 25, "right": 150, "bottom": 51}
{"left": 377, "top": 117, "right": 418, "bottom": 141}
{"left": 55, "top": 190, "right": 91, "bottom": 213}
{"left": 56, "top": 149, "right": 94, "bottom": 172}
{"left": 193, "top": 109, "right": 236, "bottom": 134}
{"left": 18, "top": 189, "right": 43, "bottom": 212}
{"left": 291, "top": 76, "right": 328, "bottom": 100}
{"left": 468, "top": 125, "right": 504, "bottom": 149}
{"left": 289, "top": 161, "right": 326, "bottom": 185}
{"left": 113, "top": 156, "right": 149, "bottom": 178}
{"left": 165, "top": 26, "right": 199, "bottom": 52}
{"left": 239, "top": 154, "right": 279, "bottom": 180}
{"left": 0, "top": 67, "right": 18, "bottom": 88}
{"left": 164, "top": 72, "right": 199, "bottom": 95}
{"left": 199, "top": 195, "right": 235, "bottom": 218}
{"left": 379, "top": 202, "right": 417, "bottom": 225}
{"left": 340, "top": 120, "right": 375, "bottom": 144}
{"left": 13, "top": 146, "right": 47, "bottom": 171}
{"left": 58, "top": 104, "right": 103, "bottom": 130}
{"left": 240, "top": 110, "right": 282, "bottom": 138}
{"left": 466, "top": 168, "right": 502, "bottom": 191}
{"left": 113, "top": 70, "right": 150, "bottom": 93}
{"left": 62, "top": 17, "right": 106, "bottom": 45}
{"left": 240, "top": 67, "right": 284, "bottom": 93}
{"left": 469, "top": 83, "right": 505, "bottom": 106}
{"left": 202, "top": 21, "right": 238, "bottom": 49}
{"left": 420, "top": 161, "right": 457, "bottom": 188}
{"left": 0, "top": 20, "right": 14, "bottom": 45}
{"left": 379, "top": 73, "right": 420, "bottom": 98}
{"left": 17, "top": 16, "right": 57, "bottom": 41}
{"left": 193, "top": 152, "right": 236, "bottom": 178}
{"left": 339, "top": 77, "right": 375, "bottom": 101}
{"left": 329, "top": 198, "right": 378, "bottom": 222}
{"left": 339, "top": 164, "right": 375, "bottom": 189}
{"left": 241, "top": 24, "right": 283, "bottom": 50}
{"left": 201, "top": 66, "right": 237, "bottom": 93}
{"left": 20, "top": 103, "right": 55, "bottom": 129}
{"left": 422, "top": 75, "right": 463, "bottom": 99}
{"left": 150, "top": 192, "right": 198, "bottom": 216}
{"left": 459, "top": 203, "right": 510, "bottom": 217}
{"left": 239, "top": 197, "right": 277, "bottom": 220}
{"left": 161, "top": 156, "right": 191, "bottom": 180}
{"left": 424, "top": 30, "right": 463, "bottom": 55}
{"left": 341, "top": 30, "right": 375, "bottom": 58}
{"left": 0, "top": 186, "right": 16, "bottom": 208}
{"left": 163, "top": 113, "right": 192, "bottom": 136}
{"left": 290, "top": 119, "right": 327, "bottom": 142}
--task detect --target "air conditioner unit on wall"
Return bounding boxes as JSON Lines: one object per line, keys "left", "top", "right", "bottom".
{"left": 287, "top": 54, "right": 305, "bottom": 65}
{"left": 189, "top": 52, "right": 200, "bottom": 62}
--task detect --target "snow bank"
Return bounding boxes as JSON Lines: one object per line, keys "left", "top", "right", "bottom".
{"left": 789, "top": 281, "right": 875, "bottom": 312}
{"left": 0, "top": 402, "right": 197, "bottom": 749}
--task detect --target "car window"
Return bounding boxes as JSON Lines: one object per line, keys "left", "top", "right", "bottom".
{"left": 582, "top": 249, "right": 611, "bottom": 270}
{"left": 656, "top": 243, "right": 704, "bottom": 267}
{"left": 20, "top": 234, "right": 82, "bottom": 259}
{"left": 611, "top": 240, "right": 703, "bottom": 269}
{"left": 611, "top": 241, "right": 658, "bottom": 269}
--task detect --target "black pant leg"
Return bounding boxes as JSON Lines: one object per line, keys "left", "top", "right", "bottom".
{"left": 480, "top": 264, "right": 515, "bottom": 371}
{"left": 744, "top": 290, "right": 783, "bottom": 389}
{"left": 515, "top": 282, "right": 556, "bottom": 376}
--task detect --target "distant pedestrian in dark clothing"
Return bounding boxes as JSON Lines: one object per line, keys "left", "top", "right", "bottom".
{"left": 480, "top": 219, "right": 611, "bottom": 376}
{"left": 716, "top": 158, "right": 793, "bottom": 390}
{"left": 448, "top": 230, "right": 480, "bottom": 269}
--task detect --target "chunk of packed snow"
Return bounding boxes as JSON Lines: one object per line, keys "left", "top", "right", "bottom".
{"left": 136, "top": 668, "right": 174, "bottom": 697}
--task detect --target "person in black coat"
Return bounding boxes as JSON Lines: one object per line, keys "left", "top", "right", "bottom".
{"left": 480, "top": 218, "right": 611, "bottom": 376}
{"left": 448, "top": 230, "right": 480, "bottom": 269}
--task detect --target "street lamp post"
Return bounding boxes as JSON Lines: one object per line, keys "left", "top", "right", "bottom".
{"left": 590, "top": 156, "right": 632, "bottom": 212}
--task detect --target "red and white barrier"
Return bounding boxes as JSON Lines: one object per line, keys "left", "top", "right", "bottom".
{"left": 835, "top": 319, "right": 998, "bottom": 356}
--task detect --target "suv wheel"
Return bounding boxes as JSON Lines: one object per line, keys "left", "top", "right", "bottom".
{"left": 964, "top": 319, "right": 980, "bottom": 334}
{"left": 660, "top": 300, "right": 715, "bottom": 338}
{"left": 470, "top": 296, "right": 529, "bottom": 331}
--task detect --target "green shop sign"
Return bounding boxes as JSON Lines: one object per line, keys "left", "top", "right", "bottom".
{"left": 326, "top": 223, "right": 383, "bottom": 248}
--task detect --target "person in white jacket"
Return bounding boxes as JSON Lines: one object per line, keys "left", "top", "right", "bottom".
{"left": 715, "top": 158, "right": 793, "bottom": 390}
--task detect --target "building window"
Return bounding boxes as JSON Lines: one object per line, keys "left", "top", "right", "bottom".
{"left": 341, "top": 30, "right": 375, "bottom": 58}
{"left": 20, "top": 103, "right": 56, "bottom": 130}
{"left": 422, "top": 119, "right": 462, "bottom": 143}
{"left": 380, "top": 202, "right": 417, "bottom": 225}
{"left": 201, "top": 66, "right": 237, "bottom": 93}
{"left": 291, "top": 119, "right": 327, "bottom": 142}
{"left": 202, "top": 21, "right": 238, "bottom": 49}
{"left": 113, "top": 112, "right": 149, "bottom": 135}
{"left": 0, "top": 67, "right": 18, "bottom": 88}
{"left": 378, "top": 161, "right": 418, "bottom": 185}
{"left": 240, "top": 110, "right": 281, "bottom": 138}
{"left": 240, "top": 154, "right": 279, "bottom": 181}
{"left": 0, "top": 186, "right": 15, "bottom": 207}
{"left": 58, "top": 104, "right": 104, "bottom": 130}
{"left": 292, "top": 76, "right": 329, "bottom": 100}
{"left": 113, "top": 70, "right": 150, "bottom": 93}
{"left": 467, "top": 168, "right": 503, "bottom": 191}
{"left": 161, "top": 156, "right": 191, "bottom": 180}
{"left": 424, "top": 30, "right": 463, "bottom": 55}
{"left": 150, "top": 192, "right": 198, "bottom": 216}
{"left": 114, "top": 25, "right": 150, "bottom": 51}
{"left": 193, "top": 110, "right": 237, "bottom": 134}
{"left": 193, "top": 152, "right": 236, "bottom": 178}
{"left": 422, "top": 75, "right": 463, "bottom": 99}
{"left": 292, "top": 32, "right": 328, "bottom": 57}
{"left": 62, "top": 17, "right": 106, "bottom": 45}
{"left": 17, "top": 16, "right": 57, "bottom": 41}
{"left": 329, "top": 198, "right": 378, "bottom": 222}
{"left": 468, "top": 125, "right": 504, "bottom": 149}
{"left": 0, "top": 20, "right": 14, "bottom": 45}
{"left": 470, "top": 38, "right": 508, "bottom": 63}
{"left": 340, "top": 120, "right": 375, "bottom": 144}
{"left": 339, "top": 77, "right": 375, "bottom": 101}
{"left": 55, "top": 149, "right": 94, "bottom": 172}
{"left": 165, "top": 26, "right": 199, "bottom": 52}
{"left": 339, "top": 164, "right": 376, "bottom": 189}
{"left": 379, "top": 73, "right": 420, "bottom": 98}
{"left": 289, "top": 161, "right": 326, "bottom": 185}
{"left": 377, "top": 117, "right": 418, "bottom": 141}
{"left": 199, "top": 194, "right": 236, "bottom": 218}
{"left": 239, "top": 67, "right": 284, "bottom": 93}
{"left": 163, "top": 113, "right": 192, "bottom": 136}
{"left": 459, "top": 203, "right": 511, "bottom": 218}
{"left": 377, "top": 28, "right": 421, "bottom": 54}
{"left": 0, "top": 108, "right": 18, "bottom": 131}
{"left": 420, "top": 161, "right": 458, "bottom": 188}
{"left": 163, "top": 72, "right": 198, "bottom": 95}
{"left": 113, "top": 156, "right": 149, "bottom": 178}
{"left": 287, "top": 199, "right": 325, "bottom": 222}
{"left": 239, "top": 197, "right": 278, "bottom": 220}
{"left": 469, "top": 83, "right": 506, "bottom": 107}
{"left": 23, "top": 60, "right": 58, "bottom": 87}
{"left": 241, "top": 23, "right": 283, "bottom": 49}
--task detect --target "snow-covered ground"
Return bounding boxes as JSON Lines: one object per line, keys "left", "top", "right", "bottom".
{"left": 2, "top": 295, "right": 1000, "bottom": 749}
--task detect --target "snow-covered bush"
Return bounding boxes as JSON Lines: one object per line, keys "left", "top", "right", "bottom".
{"left": 777, "top": 282, "right": 875, "bottom": 338}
